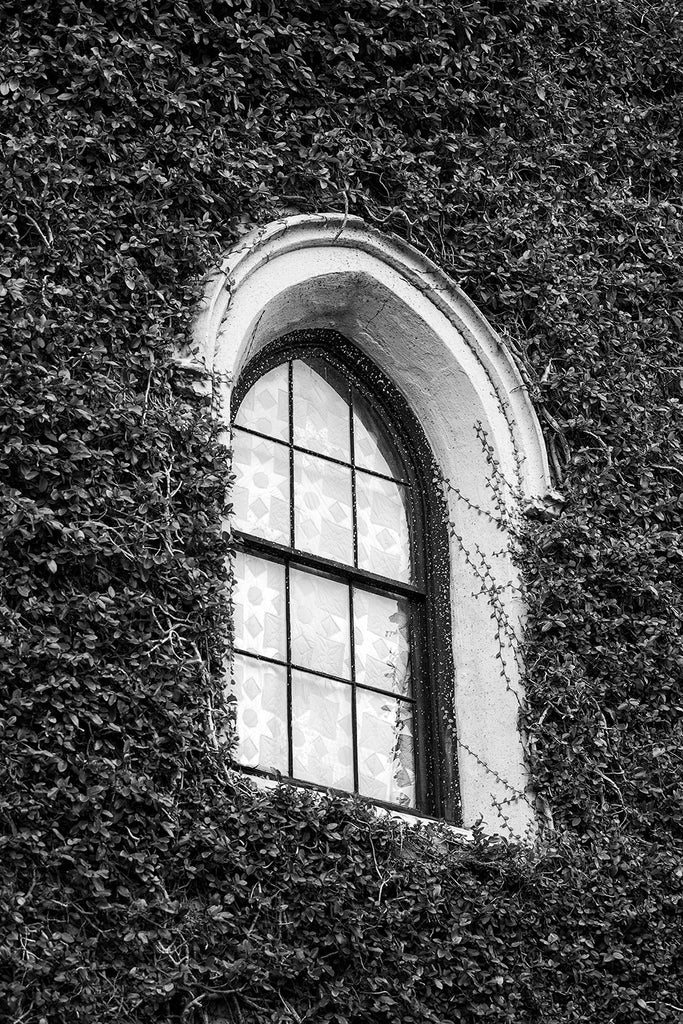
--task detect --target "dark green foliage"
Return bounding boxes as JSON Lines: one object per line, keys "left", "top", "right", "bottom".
{"left": 1, "top": 0, "right": 681, "bottom": 1021}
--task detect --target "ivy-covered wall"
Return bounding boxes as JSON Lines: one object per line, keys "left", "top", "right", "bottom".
{"left": 1, "top": 1, "right": 681, "bottom": 1021}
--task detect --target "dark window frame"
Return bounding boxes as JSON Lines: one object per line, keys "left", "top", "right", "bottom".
{"left": 230, "top": 329, "right": 460, "bottom": 823}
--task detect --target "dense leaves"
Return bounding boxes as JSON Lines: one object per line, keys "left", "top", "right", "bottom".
{"left": 1, "top": 0, "right": 681, "bottom": 1021}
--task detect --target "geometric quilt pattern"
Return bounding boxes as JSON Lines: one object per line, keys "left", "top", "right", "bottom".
{"left": 352, "top": 386, "right": 403, "bottom": 479}
{"left": 356, "top": 470, "right": 412, "bottom": 583}
{"left": 293, "top": 451, "right": 354, "bottom": 565}
{"left": 231, "top": 429, "right": 290, "bottom": 546}
{"left": 229, "top": 653, "right": 288, "bottom": 773}
{"left": 293, "top": 358, "right": 351, "bottom": 461}
{"left": 233, "top": 551, "right": 286, "bottom": 660}
{"left": 353, "top": 587, "right": 412, "bottom": 696}
{"left": 232, "top": 355, "right": 418, "bottom": 808}
{"left": 357, "top": 686, "right": 415, "bottom": 805}
{"left": 291, "top": 669, "right": 354, "bottom": 790}
{"left": 289, "top": 567, "right": 351, "bottom": 679}
{"left": 234, "top": 362, "right": 289, "bottom": 441}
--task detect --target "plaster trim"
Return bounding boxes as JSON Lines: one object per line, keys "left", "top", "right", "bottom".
{"left": 189, "top": 214, "right": 552, "bottom": 504}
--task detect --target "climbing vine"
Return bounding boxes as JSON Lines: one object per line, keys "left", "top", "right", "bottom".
{"left": 1, "top": 1, "right": 682, "bottom": 1022}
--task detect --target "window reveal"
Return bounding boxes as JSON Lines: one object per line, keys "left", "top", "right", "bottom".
{"left": 228, "top": 333, "right": 458, "bottom": 819}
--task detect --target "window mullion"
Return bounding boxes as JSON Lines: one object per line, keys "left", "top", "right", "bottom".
{"left": 286, "top": 360, "right": 295, "bottom": 777}
{"left": 288, "top": 360, "right": 295, "bottom": 549}
{"left": 348, "top": 583, "right": 359, "bottom": 794}
{"left": 410, "top": 597, "right": 432, "bottom": 815}
{"left": 284, "top": 559, "right": 293, "bottom": 779}
{"left": 232, "top": 531, "right": 426, "bottom": 600}
{"left": 349, "top": 387, "right": 359, "bottom": 569}
{"left": 349, "top": 383, "right": 359, "bottom": 793}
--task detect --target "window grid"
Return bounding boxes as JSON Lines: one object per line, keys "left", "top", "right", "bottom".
{"left": 233, "top": 639, "right": 418, "bottom": 703}
{"left": 232, "top": 335, "right": 462, "bottom": 823}
{"left": 232, "top": 547, "right": 418, "bottom": 796}
{"left": 233, "top": 424, "right": 410, "bottom": 487}
{"left": 233, "top": 355, "right": 419, "bottom": 585}
{"left": 232, "top": 349, "right": 430, "bottom": 811}
{"left": 233, "top": 531, "right": 424, "bottom": 598}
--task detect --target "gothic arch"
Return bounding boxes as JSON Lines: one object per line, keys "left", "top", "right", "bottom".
{"left": 186, "top": 214, "right": 556, "bottom": 837}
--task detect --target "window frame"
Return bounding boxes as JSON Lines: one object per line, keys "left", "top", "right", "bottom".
{"left": 230, "top": 329, "right": 460, "bottom": 823}
{"left": 188, "top": 213, "right": 554, "bottom": 837}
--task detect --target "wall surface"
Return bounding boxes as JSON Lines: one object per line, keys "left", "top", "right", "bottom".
{"left": 1, "top": 2, "right": 682, "bottom": 1022}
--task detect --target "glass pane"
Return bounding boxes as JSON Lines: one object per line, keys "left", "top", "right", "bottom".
{"left": 231, "top": 429, "right": 290, "bottom": 545}
{"left": 290, "top": 569, "right": 351, "bottom": 679}
{"left": 293, "top": 358, "right": 350, "bottom": 461}
{"left": 291, "top": 669, "right": 353, "bottom": 790}
{"left": 353, "top": 387, "right": 404, "bottom": 480}
{"left": 353, "top": 588, "right": 412, "bottom": 695}
{"left": 233, "top": 551, "right": 286, "bottom": 660}
{"left": 230, "top": 654, "right": 288, "bottom": 773}
{"left": 356, "top": 471, "right": 412, "bottom": 583}
{"left": 357, "top": 688, "right": 415, "bottom": 806}
{"left": 294, "top": 451, "right": 353, "bottom": 565}
{"left": 234, "top": 363, "right": 289, "bottom": 442}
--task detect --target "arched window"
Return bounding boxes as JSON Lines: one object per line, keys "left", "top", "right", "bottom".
{"left": 186, "top": 214, "right": 555, "bottom": 836}
{"left": 229, "top": 330, "right": 459, "bottom": 821}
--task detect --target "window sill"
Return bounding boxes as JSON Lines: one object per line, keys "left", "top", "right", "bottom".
{"left": 230, "top": 767, "right": 474, "bottom": 843}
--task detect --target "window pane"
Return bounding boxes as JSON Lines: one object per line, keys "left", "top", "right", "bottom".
{"left": 290, "top": 568, "right": 351, "bottom": 679}
{"left": 231, "top": 429, "right": 290, "bottom": 545}
{"left": 353, "top": 387, "right": 404, "bottom": 480}
{"left": 293, "top": 358, "right": 350, "bottom": 461}
{"left": 291, "top": 669, "right": 353, "bottom": 790}
{"left": 356, "top": 471, "right": 412, "bottom": 583}
{"left": 233, "top": 551, "right": 286, "bottom": 660}
{"left": 230, "top": 654, "right": 288, "bottom": 773}
{"left": 357, "top": 688, "right": 415, "bottom": 806}
{"left": 234, "top": 363, "right": 289, "bottom": 441}
{"left": 353, "top": 588, "right": 412, "bottom": 696}
{"left": 294, "top": 451, "right": 353, "bottom": 565}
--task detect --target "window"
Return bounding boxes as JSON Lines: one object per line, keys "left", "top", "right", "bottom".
{"left": 228, "top": 330, "right": 459, "bottom": 821}
{"left": 190, "top": 214, "right": 553, "bottom": 835}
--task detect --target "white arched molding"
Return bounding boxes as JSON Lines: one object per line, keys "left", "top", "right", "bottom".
{"left": 184, "top": 214, "right": 556, "bottom": 839}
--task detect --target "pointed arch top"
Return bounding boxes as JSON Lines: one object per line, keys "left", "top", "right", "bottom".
{"left": 189, "top": 213, "right": 553, "bottom": 505}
